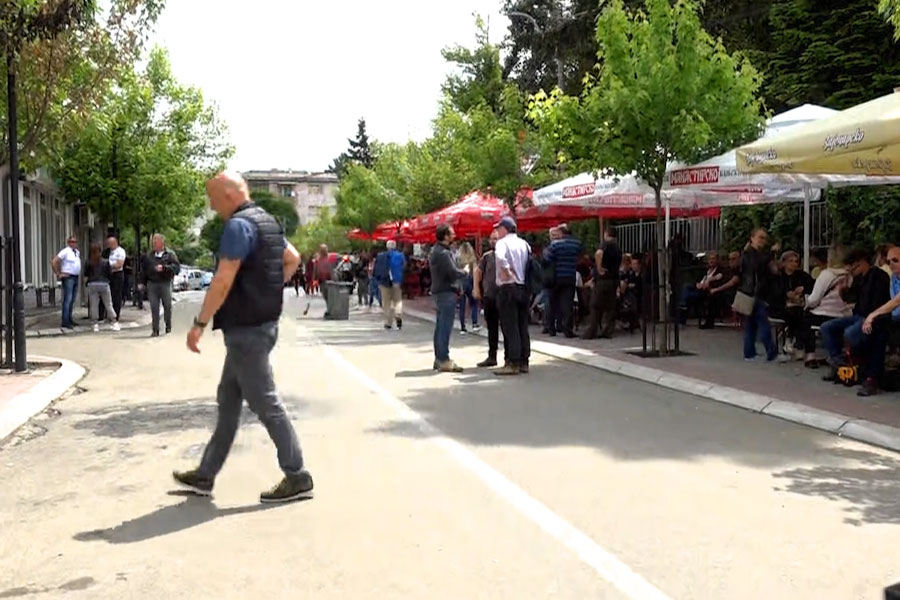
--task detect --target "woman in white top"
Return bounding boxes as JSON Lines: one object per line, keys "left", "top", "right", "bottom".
{"left": 801, "top": 247, "right": 852, "bottom": 368}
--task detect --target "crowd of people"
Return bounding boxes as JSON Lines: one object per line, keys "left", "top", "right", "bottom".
{"left": 53, "top": 233, "right": 181, "bottom": 336}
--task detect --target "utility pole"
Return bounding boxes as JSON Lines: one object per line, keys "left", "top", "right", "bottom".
{"left": 6, "top": 52, "right": 26, "bottom": 372}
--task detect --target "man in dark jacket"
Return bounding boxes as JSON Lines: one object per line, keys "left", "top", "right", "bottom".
{"left": 545, "top": 223, "right": 582, "bottom": 337}
{"left": 430, "top": 224, "right": 468, "bottom": 372}
{"left": 174, "top": 172, "right": 312, "bottom": 504}
{"left": 140, "top": 233, "right": 180, "bottom": 337}
{"left": 582, "top": 228, "right": 622, "bottom": 339}
{"left": 822, "top": 248, "right": 891, "bottom": 396}
{"left": 740, "top": 229, "right": 779, "bottom": 361}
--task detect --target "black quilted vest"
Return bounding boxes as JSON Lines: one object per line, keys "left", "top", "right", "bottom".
{"left": 213, "top": 202, "right": 285, "bottom": 331}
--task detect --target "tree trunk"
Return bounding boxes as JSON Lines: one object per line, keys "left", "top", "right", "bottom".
{"left": 654, "top": 188, "right": 669, "bottom": 354}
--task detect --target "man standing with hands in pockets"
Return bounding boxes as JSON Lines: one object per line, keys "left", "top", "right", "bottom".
{"left": 173, "top": 172, "right": 313, "bottom": 504}
{"left": 141, "top": 234, "right": 180, "bottom": 337}
{"left": 493, "top": 217, "right": 532, "bottom": 376}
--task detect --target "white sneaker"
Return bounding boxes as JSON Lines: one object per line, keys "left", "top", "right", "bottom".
{"left": 111, "top": 321, "right": 121, "bottom": 331}
{"left": 92, "top": 324, "right": 99, "bottom": 333}
{"left": 472, "top": 324, "right": 482, "bottom": 332}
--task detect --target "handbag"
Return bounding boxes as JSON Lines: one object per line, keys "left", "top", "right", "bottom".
{"left": 732, "top": 291, "right": 755, "bottom": 316}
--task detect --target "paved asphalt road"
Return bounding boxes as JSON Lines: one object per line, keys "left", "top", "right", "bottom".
{"left": 2, "top": 292, "right": 899, "bottom": 599}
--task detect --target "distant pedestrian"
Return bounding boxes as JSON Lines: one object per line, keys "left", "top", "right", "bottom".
{"left": 474, "top": 230, "right": 506, "bottom": 367}
{"left": 375, "top": 240, "right": 406, "bottom": 330}
{"left": 141, "top": 233, "right": 180, "bottom": 337}
{"left": 582, "top": 228, "right": 621, "bottom": 340}
{"left": 457, "top": 241, "right": 480, "bottom": 334}
{"left": 174, "top": 171, "right": 313, "bottom": 504}
{"left": 430, "top": 224, "right": 469, "bottom": 372}
{"left": 51, "top": 235, "right": 81, "bottom": 329}
{"left": 545, "top": 223, "right": 582, "bottom": 338}
{"left": 493, "top": 217, "right": 532, "bottom": 375}
{"left": 106, "top": 236, "right": 126, "bottom": 322}
{"left": 355, "top": 251, "right": 371, "bottom": 306}
{"left": 83, "top": 242, "right": 119, "bottom": 332}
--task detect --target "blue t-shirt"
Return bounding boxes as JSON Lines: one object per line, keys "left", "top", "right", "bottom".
{"left": 219, "top": 217, "right": 286, "bottom": 261}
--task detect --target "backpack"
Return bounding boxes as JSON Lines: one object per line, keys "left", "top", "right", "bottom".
{"left": 525, "top": 257, "right": 544, "bottom": 295}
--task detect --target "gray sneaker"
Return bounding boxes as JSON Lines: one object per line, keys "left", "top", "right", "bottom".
{"left": 260, "top": 471, "right": 314, "bottom": 504}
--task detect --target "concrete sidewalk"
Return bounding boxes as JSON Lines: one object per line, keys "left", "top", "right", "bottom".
{"left": 0, "top": 356, "right": 85, "bottom": 441}
{"left": 25, "top": 303, "right": 153, "bottom": 338}
{"left": 402, "top": 296, "right": 900, "bottom": 453}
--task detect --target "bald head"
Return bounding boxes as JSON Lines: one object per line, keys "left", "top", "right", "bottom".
{"left": 206, "top": 171, "right": 250, "bottom": 218}
{"left": 888, "top": 246, "right": 900, "bottom": 276}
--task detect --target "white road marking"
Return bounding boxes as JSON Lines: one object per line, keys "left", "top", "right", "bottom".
{"left": 317, "top": 338, "right": 672, "bottom": 600}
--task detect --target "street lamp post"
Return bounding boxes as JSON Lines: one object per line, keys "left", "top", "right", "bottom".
{"left": 6, "top": 52, "right": 27, "bottom": 372}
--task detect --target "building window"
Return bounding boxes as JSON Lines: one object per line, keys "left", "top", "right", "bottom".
{"left": 279, "top": 185, "right": 293, "bottom": 198}
{"left": 308, "top": 184, "right": 322, "bottom": 196}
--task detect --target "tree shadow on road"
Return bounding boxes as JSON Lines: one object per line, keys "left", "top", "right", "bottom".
{"left": 772, "top": 447, "right": 900, "bottom": 526}
{"left": 70, "top": 395, "right": 315, "bottom": 439}
{"left": 72, "top": 494, "right": 301, "bottom": 544}
{"left": 364, "top": 347, "right": 900, "bottom": 527}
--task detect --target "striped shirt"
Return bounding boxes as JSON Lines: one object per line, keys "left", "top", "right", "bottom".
{"left": 545, "top": 236, "right": 582, "bottom": 282}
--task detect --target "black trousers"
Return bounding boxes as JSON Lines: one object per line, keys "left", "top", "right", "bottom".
{"left": 110, "top": 271, "right": 124, "bottom": 320}
{"left": 583, "top": 279, "right": 618, "bottom": 339}
{"left": 483, "top": 295, "right": 507, "bottom": 361}
{"left": 801, "top": 312, "right": 833, "bottom": 353}
{"left": 498, "top": 284, "right": 530, "bottom": 366}
{"left": 550, "top": 281, "right": 576, "bottom": 335}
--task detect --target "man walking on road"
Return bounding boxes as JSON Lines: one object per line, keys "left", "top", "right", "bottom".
{"left": 474, "top": 230, "right": 505, "bottom": 367}
{"left": 430, "top": 224, "right": 469, "bottom": 372}
{"left": 545, "top": 223, "right": 582, "bottom": 338}
{"left": 51, "top": 235, "right": 81, "bottom": 329}
{"left": 141, "top": 233, "right": 180, "bottom": 337}
{"left": 174, "top": 171, "right": 313, "bottom": 504}
{"left": 375, "top": 240, "right": 406, "bottom": 330}
{"left": 107, "top": 236, "right": 126, "bottom": 322}
{"left": 494, "top": 217, "right": 532, "bottom": 376}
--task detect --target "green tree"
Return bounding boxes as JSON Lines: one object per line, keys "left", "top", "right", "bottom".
{"left": 291, "top": 208, "right": 349, "bottom": 257}
{"left": 879, "top": 0, "right": 900, "bottom": 38}
{"left": 54, "top": 47, "right": 232, "bottom": 244}
{"left": 328, "top": 117, "right": 375, "bottom": 178}
{"left": 1, "top": 0, "right": 165, "bottom": 169}
{"left": 530, "top": 0, "right": 764, "bottom": 351}
{"left": 442, "top": 16, "right": 505, "bottom": 113}
{"left": 335, "top": 144, "right": 411, "bottom": 234}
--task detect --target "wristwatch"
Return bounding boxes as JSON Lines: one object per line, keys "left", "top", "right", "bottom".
{"left": 193, "top": 317, "right": 208, "bottom": 329}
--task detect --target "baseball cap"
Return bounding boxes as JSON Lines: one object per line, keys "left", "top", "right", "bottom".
{"left": 494, "top": 216, "right": 517, "bottom": 232}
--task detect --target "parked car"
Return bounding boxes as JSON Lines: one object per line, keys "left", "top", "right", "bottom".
{"left": 184, "top": 269, "right": 204, "bottom": 291}
{"left": 173, "top": 272, "right": 187, "bottom": 291}
{"left": 201, "top": 271, "right": 213, "bottom": 288}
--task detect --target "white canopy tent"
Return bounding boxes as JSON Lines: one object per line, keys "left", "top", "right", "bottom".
{"left": 664, "top": 104, "right": 900, "bottom": 269}
{"left": 533, "top": 171, "right": 810, "bottom": 245}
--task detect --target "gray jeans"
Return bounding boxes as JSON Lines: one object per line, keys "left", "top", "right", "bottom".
{"left": 198, "top": 322, "right": 305, "bottom": 480}
{"left": 87, "top": 282, "right": 115, "bottom": 324}
{"left": 147, "top": 281, "right": 173, "bottom": 333}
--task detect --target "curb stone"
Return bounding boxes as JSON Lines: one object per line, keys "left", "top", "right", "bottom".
{"left": 26, "top": 310, "right": 152, "bottom": 338}
{"left": 0, "top": 355, "right": 86, "bottom": 442}
{"left": 403, "top": 307, "right": 900, "bottom": 454}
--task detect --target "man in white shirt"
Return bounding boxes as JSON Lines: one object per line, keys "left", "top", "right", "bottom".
{"left": 493, "top": 217, "right": 532, "bottom": 375}
{"left": 51, "top": 236, "right": 81, "bottom": 329}
{"left": 107, "top": 236, "right": 126, "bottom": 321}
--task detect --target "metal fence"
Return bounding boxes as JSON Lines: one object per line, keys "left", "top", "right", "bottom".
{"left": 615, "top": 217, "right": 722, "bottom": 255}
{"left": 614, "top": 202, "right": 833, "bottom": 255}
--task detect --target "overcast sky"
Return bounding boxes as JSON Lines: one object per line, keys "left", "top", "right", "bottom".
{"left": 151, "top": 0, "right": 509, "bottom": 173}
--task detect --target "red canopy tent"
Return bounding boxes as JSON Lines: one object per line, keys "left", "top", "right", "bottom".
{"left": 346, "top": 220, "right": 422, "bottom": 243}
{"left": 409, "top": 191, "right": 510, "bottom": 241}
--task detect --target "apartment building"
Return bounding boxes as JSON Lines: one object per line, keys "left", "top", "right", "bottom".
{"left": 242, "top": 169, "right": 339, "bottom": 226}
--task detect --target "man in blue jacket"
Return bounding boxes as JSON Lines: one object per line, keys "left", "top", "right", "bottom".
{"left": 375, "top": 240, "right": 406, "bottom": 330}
